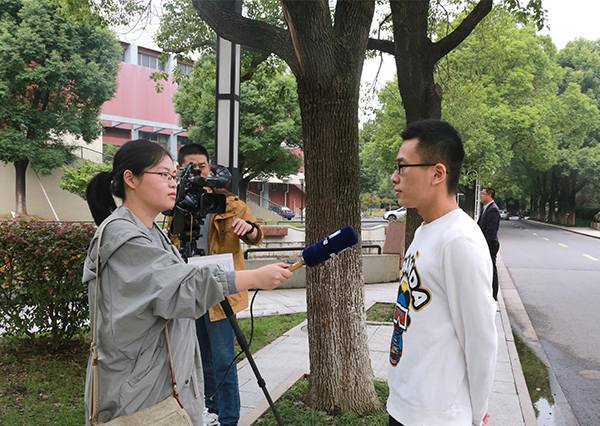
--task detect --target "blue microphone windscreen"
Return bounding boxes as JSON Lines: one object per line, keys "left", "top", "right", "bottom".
{"left": 302, "top": 226, "right": 359, "bottom": 267}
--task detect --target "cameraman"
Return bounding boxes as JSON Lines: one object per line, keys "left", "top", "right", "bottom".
{"left": 173, "top": 143, "right": 261, "bottom": 426}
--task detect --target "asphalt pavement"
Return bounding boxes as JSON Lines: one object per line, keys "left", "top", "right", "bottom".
{"left": 234, "top": 258, "right": 537, "bottom": 426}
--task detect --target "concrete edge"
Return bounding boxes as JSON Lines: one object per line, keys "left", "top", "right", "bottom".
{"left": 497, "top": 283, "right": 537, "bottom": 426}
{"left": 239, "top": 370, "right": 309, "bottom": 426}
{"left": 523, "top": 219, "right": 600, "bottom": 240}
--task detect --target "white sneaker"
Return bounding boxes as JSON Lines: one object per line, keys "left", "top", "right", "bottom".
{"left": 202, "top": 409, "right": 220, "bottom": 426}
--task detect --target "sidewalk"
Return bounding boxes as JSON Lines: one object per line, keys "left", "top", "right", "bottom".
{"left": 523, "top": 218, "right": 600, "bottom": 240}
{"left": 235, "top": 256, "right": 536, "bottom": 426}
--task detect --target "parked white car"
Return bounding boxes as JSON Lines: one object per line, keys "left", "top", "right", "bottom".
{"left": 499, "top": 210, "right": 510, "bottom": 220}
{"left": 383, "top": 207, "right": 407, "bottom": 221}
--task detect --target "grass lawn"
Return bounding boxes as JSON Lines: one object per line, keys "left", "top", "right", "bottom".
{"left": 0, "top": 338, "right": 88, "bottom": 425}
{"left": 366, "top": 303, "right": 395, "bottom": 323}
{"left": 0, "top": 308, "right": 388, "bottom": 424}
{"left": 234, "top": 312, "right": 307, "bottom": 360}
{"left": 255, "top": 376, "right": 389, "bottom": 425}
{"left": 0, "top": 313, "right": 307, "bottom": 424}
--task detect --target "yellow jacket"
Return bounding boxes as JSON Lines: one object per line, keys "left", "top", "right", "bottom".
{"left": 206, "top": 189, "right": 263, "bottom": 321}
{"left": 168, "top": 189, "right": 263, "bottom": 321}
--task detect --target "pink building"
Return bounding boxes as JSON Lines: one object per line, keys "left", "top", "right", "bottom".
{"left": 101, "top": 43, "right": 190, "bottom": 158}
{"left": 102, "top": 43, "right": 305, "bottom": 216}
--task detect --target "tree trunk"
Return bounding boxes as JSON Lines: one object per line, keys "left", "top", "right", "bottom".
{"left": 192, "top": 0, "right": 379, "bottom": 413}
{"left": 238, "top": 177, "right": 248, "bottom": 203}
{"left": 14, "top": 158, "right": 29, "bottom": 216}
{"left": 299, "top": 75, "right": 380, "bottom": 412}
{"left": 390, "top": 1, "right": 439, "bottom": 246}
{"left": 463, "top": 182, "right": 477, "bottom": 219}
{"left": 387, "top": 0, "right": 492, "bottom": 248}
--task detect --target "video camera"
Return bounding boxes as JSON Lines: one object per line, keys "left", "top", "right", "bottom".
{"left": 163, "top": 162, "right": 232, "bottom": 258}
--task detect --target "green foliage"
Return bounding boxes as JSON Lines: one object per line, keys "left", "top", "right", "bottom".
{"left": 174, "top": 54, "right": 303, "bottom": 184}
{"left": 439, "top": 9, "right": 564, "bottom": 179}
{"left": 55, "top": 0, "right": 145, "bottom": 27}
{"left": 0, "top": 0, "right": 121, "bottom": 212}
{"left": 59, "top": 160, "right": 111, "bottom": 200}
{"left": 0, "top": 220, "right": 96, "bottom": 349}
{"left": 59, "top": 143, "right": 118, "bottom": 199}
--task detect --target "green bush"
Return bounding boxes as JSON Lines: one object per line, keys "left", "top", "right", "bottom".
{"left": 575, "top": 206, "right": 600, "bottom": 220}
{"left": 0, "top": 220, "right": 95, "bottom": 349}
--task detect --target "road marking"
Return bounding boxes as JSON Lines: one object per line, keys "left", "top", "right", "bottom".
{"left": 558, "top": 243, "right": 568, "bottom": 248}
{"left": 583, "top": 254, "right": 599, "bottom": 261}
{"left": 525, "top": 229, "right": 529, "bottom": 231}
{"left": 543, "top": 238, "right": 549, "bottom": 241}
{"left": 533, "top": 233, "right": 538, "bottom": 236}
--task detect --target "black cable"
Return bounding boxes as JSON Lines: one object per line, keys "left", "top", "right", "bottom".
{"left": 205, "top": 288, "right": 260, "bottom": 401}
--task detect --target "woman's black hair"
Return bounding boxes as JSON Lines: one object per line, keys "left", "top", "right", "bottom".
{"left": 86, "top": 139, "right": 172, "bottom": 225}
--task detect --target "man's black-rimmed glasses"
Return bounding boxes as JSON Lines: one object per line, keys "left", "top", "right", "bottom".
{"left": 394, "top": 163, "right": 437, "bottom": 174}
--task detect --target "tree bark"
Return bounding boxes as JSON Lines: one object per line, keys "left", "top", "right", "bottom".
{"left": 14, "top": 158, "right": 29, "bottom": 216}
{"left": 463, "top": 182, "right": 477, "bottom": 219}
{"left": 384, "top": 0, "right": 493, "bottom": 247}
{"left": 192, "top": 0, "right": 381, "bottom": 412}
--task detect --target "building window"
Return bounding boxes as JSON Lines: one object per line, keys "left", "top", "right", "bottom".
{"left": 254, "top": 182, "right": 263, "bottom": 191}
{"left": 269, "top": 183, "right": 278, "bottom": 191}
{"left": 138, "top": 53, "right": 165, "bottom": 70}
{"left": 280, "top": 183, "right": 288, "bottom": 192}
{"left": 139, "top": 131, "right": 169, "bottom": 144}
{"left": 177, "top": 63, "right": 194, "bottom": 76}
{"left": 177, "top": 136, "right": 190, "bottom": 145}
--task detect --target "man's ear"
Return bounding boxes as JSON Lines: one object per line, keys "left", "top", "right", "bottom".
{"left": 431, "top": 163, "right": 447, "bottom": 187}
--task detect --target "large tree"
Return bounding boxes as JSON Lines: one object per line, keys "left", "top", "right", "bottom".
{"left": 191, "top": 0, "right": 381, "bottom": 413}
{"left": 0, "top": 0, "right": 121, "bottom": 216}
{"left": 366, "top": 0, "right": 545, "bottom": 244}
{"left": 173, "top": 53, "right": 303, "bottom": 202}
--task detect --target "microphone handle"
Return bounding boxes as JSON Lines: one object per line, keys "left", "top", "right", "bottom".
{"left": 288, "top": 259, "right": 305, "bottom": 272}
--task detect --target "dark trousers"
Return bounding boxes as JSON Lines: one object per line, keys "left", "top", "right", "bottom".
{"left": 489, "top": 243, "right": 499, "bottom": 301}
{"left": 389, "top": 415, "right": 405, "bottom": 426}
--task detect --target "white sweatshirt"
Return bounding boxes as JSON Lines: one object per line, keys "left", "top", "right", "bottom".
{"left": 387, "top": 208, "right": 497, "bottom": 426}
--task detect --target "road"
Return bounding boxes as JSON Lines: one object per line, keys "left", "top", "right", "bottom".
{"left": 499, "top": 219, "right": 600, "bottom": 426}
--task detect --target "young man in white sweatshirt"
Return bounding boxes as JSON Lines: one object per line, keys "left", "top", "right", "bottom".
{"left": 387, "top": 120, "right": 497, "bottom": 426}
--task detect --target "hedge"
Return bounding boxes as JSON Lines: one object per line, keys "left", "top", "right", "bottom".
{"left": 0, "top": 220, "right": 95, "bottom": 348}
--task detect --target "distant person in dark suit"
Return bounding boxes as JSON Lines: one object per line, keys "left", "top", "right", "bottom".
{"left": 478, "top": 187, "right": 500, "bottom": 300}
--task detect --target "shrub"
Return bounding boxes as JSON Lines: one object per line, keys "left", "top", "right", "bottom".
{"left": 0, "top": 220, "right": 95, "bottom": 349}
{"left": 575, "top": 206, "right": 600, "bottom": 221}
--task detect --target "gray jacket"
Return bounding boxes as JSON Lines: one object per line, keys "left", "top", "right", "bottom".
{"left": 83, "top": 207, "right": 235, "bottom": 425}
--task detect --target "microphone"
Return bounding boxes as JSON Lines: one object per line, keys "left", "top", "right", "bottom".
{"left": 289, "top": 226, "right": 359, "bottom": 272}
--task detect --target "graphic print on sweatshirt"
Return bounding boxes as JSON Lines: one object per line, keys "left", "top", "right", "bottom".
{"left": 389, "top": 251, "right": 431, "bottom": 366}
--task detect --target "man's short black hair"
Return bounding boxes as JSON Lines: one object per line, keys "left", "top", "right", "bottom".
{"left": 401, "top": 119, "right": 464, "bottom": 195}
{"left": 177, "top": 143, "right": 209, "bottom": 166}
{"left": 483, "top": 187, "right": 495, "bottom": 199}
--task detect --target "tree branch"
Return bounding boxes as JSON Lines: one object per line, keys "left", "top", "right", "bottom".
{"left": 241, "top": 52, "right": 271, "bottom": 83}
{"left": 434, "top": 0, "right": 493, "bottom": 62}
{"left": 367, "top": 37, "right": 395, "bottom": 55}
{"left": 191, "top": 0, "right": 298, "bottom": 71}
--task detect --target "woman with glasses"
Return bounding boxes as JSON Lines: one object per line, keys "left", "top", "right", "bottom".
{"left": 83, "top": 139, "right": 292, "bottom": 425}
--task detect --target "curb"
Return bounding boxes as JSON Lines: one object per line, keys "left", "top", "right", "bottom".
{"left": 496, "top": 258, "right": 537, "bottom": 426}
{"left": 523, "top": 219, "right": 600, "bottom": 240}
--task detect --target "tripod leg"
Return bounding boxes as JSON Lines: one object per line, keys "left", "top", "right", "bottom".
{"left": 220, "top": 299, "right": 284, "bottom": 426}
